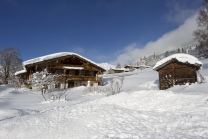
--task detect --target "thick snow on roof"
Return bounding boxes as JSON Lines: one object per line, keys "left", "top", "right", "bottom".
{"left": 14, "top": 69, "right": 27, "bottom": 76}
{"left": 23, "top": 52, "right": 73, "bottom": 65}
{"left": 22, "top": 52, "right": 104, "bottom": 69}
{"left": 15, "top": 52, "right": 105, "bottom": 75}
{"left": 153, "top": 53, "right": 202, "bottom": 70}
{"left": 23, "top": 52, "right": 98, "bottom": 66}
{"left": 15, "top": 65, "right": 27, "bottom": 76}
{"left": 63, "top": 66, "right": 84, "bottom": 70}
{"left": 112, "top": 68, "right": 129, "bottom": 71}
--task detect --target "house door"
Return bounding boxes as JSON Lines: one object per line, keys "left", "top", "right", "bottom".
{"left": 68, "top": 82, "right": 74, "bottom": 88}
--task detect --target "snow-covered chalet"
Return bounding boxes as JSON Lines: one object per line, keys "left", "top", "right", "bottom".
{"left": 15, "top": 52, "right": 106, "bottom": 88}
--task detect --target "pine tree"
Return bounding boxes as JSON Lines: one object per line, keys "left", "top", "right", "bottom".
{"left": 116, "top": 63, "right": 121, "bottom": 69}
{"left": 194, "top": 0, "right": 208, "bottom": 58}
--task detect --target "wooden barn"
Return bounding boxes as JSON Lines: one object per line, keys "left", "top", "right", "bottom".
{"left": 153, "top": 54, "right": 202, "bottom": 90}
{"left": 15, "top": 52, "right": 105, "bottom": 88}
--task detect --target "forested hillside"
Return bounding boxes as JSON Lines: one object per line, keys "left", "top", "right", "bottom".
{"left": 131, "top": 42, "right": 204, "bottom": 67}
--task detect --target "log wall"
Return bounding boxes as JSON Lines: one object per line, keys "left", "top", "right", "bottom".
{"left": 158, "top": 62, "right": 197, "bottom": 90}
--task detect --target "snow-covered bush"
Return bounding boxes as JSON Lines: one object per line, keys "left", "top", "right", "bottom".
{"left": 11, "top": 76, "right": 24, "bottom": 89}
{"left": 32, "top": 69, "right": 55, "bottom": 89}
{"left": 44, "top": 88, "right": 70, "bottom": 101}
{"left": 84, "top": 85, "right": 112, "bottom": 94}
{"left": 84, "top": 77, "right": 124, "bottom": 95}
{"left": 31, "top": 69, "right": 70, "bottom": 101}
{"left": 197, "top": 71, "right": 206, "bottom": 83}
{"left": 109, "top": 76, "right": 124, "bottom": 95}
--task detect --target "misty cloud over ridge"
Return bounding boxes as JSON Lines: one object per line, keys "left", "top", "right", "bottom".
{"left": 111, "top": 12, "right": 198, "bottom": 66}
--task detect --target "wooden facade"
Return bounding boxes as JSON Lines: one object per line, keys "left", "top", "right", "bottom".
{"left": 16, "top": 54, "right": 105, "bottom": 88}
{"left": 113, "top": 69, "right": 126, "bottom": 73}
{"left": 154, "top": 59, "right": 201, "bottom": 90}
{"left": 124, "top": 65, "right": 131, "bottom": 69}
{"left": 124, "top": 65, "right": 140, "bottom": 69}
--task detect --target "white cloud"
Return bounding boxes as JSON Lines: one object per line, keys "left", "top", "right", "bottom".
{"left": 111, "top": 12, "right": 198, "bottom": 66}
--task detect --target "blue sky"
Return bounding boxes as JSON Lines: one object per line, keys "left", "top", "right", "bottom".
{"left": 0, "top": 0, "right": 203, "bottom": 65}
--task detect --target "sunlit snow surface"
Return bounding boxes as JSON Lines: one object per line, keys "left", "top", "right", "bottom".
{"left": 1, "top": 59, "right": 208, "bottom": 139}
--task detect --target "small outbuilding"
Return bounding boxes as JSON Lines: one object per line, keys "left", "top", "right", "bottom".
{"left": 112, "top": 68, "right": 129, "bottom": 73}
{"left": 153, "top": 53, "right": 202, "bottom": 90}
{"left": 124, "top": 65, "right": 140, "bottom": 70}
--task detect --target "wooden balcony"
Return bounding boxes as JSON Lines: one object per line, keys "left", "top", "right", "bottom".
{"left": 67, "top": 75, "right": 97, "bottom": 81}
{"left": 28, "top": 72, "right": 103, "bottom": 83}
{"left": 52, "top": 74, "right": 102, "bottom": 83}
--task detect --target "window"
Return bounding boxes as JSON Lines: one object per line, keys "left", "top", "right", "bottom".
{"left": 75, "top": 70, "right": 79, "bottom": 76}
{"left": 90, "top": 71, "right": 94, "bottom": 76}
{"left": 55, "top": 83, "right": 60, "bottom": 88}
{"left": 69, "top": 70, "right": 75, "bottom": 75}
{"left": 66, "top": 70, "right": 69, "bottom": 75}
{"left": 81, "top": 71, "right": 85, "bottom": 76}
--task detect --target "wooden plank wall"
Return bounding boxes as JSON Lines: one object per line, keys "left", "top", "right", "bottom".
{"left": 158, "top": 62, "right": 197, "bottom": 90}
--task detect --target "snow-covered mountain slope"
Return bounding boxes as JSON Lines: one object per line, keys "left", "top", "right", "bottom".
{"left": 0, "top": 59, "right": 208, "bottom": 139}
{"left": 97, "top": 62, "right": 115, "bottom": 70}
{"left": 202, "top": 58, "right": 208, "bottom": 69}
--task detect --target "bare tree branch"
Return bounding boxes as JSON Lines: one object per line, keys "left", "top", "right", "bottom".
{"left": 0, "top": 47, "right": 22, "bottom": 84}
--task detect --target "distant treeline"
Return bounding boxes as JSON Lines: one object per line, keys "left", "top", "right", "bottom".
{"left": 132, "top": 43, "right": 205, "bottom": 67}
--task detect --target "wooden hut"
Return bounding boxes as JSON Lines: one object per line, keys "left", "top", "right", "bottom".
{"left": 112, "top": 68, "right": 129, "bottom": 73}
{"left": 15, "top": 52, "right": 105, "bottom": 88}
{"left": 153, "top": 54, "right": 202, "bottom": 90}
{"left": 124, "top": 65, "right": 140, "bottom": 70}
{"left": 124, "top": 65, "right": 132, "bottom": 69}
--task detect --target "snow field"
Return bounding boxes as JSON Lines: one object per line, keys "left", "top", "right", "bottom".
{"left": 0, "top": 90, "right": 208, "bottom": 138}
{"left": 0, "top": 59, "right": 208, "bottom": 139}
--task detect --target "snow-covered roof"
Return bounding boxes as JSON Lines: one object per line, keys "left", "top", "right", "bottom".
{"left": 153, "top": 53, "right": 202, "bottom": 71}
{"left": 23, "top": 52, "right": 101, "bottom": 67}
{"left": 14, "top": 69, "right": 27, "bottom": 76}
{"left": 15, "top": 52, "right": 105, "bottom": 75}
{"left": 63, "top": 66, "right": 84, "bottom": 70}
{"left": 112, "top": 68, "right": 129, "bottom": 71}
